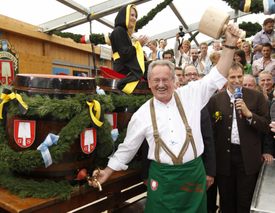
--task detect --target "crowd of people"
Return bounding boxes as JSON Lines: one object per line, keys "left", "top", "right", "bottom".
{"left": 93, "top": 4, "right": 275, "bottom": 213}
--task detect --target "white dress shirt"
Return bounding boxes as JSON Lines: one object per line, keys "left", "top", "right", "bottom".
{"left": 108, "top": 67, "right": 227, "bottom": 171}
{"left": 200, "top": 53, "right": 211, "bottom": 66}
{"left": 226, "top": 88, "right": 252, "bottom": 145}
{"left": 182, "top": 58, "right": 206, "bottom": 74}
{"left": 174, "top": 40, "right": 189, "bottom": 66}
{"left": 227, "top": 89, "right": 241, "bottom": 145}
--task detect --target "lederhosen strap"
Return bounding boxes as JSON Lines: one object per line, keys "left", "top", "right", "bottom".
{"left": 149, "top": 92, "right": 197, "bottom": 165}
{"left": 178, "top": 54, "right": 183, "bottom": 67}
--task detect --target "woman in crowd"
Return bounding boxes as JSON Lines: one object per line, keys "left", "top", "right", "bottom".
{"left": 174, "top": 36, "right": 191, "bottom": 67}
{"left": 241, "top": 41, "right": 254, "bottom": 64}
{"left": 203, "top": 52, "right": 220, "bottom": 75}
{"left": 234, "top": 49, "right": 253, "bottom": 75}
{"left": 110, "top": 4, "right": 148, "bottom": 93}
{"left": 148, "top": 40, "right": 160, "bottom": 60}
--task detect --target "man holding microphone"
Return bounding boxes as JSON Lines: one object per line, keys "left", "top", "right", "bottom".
{"left": 207, "top": 62, "right": 270, "bottom": 213}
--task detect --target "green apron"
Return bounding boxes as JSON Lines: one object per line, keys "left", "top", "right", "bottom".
{"left": 145, "top": 157, "right": 207, "bottom": 213}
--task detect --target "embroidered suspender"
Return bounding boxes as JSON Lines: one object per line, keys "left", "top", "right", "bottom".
{"left": 150, "top": 92, "right": 197, "bottom": 165}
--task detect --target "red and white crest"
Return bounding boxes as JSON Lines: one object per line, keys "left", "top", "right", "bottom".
{"left": 0, "top": 60, "right": 14, "bottom": 85}
{"left": 151, "top": 179, "right": 158, "bottom": 191}
{"left": 14, "top": 120, "right": 36, "bottom": 148}
{"left": 81, "top": 128, "right": 97, "bottom": 154}
{"left": 106, "top": 113, "right": 117, "bottom": 130}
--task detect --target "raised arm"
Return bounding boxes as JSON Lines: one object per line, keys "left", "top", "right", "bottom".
{"left": 217, "top": 24, "right": 239, "bottom": 78}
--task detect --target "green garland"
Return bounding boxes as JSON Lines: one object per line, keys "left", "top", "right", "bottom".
{"left": 110, "top": 93, "right": 152, "bottom": 111}
{"left": 135, "top": 0, "right": 173, "bottom": 31}
{"left": 51, "top": 0, "right": 173, "bottom": 45}
{"left": 239, "top": 21, "right": 262, "bottom": 38}
{"left": 188, "top": 31, "right": 199, "bottom": 42}
{"left": 0, "top": 96, "right": 114, "bottom": 172}
{"left": 221, "top": 0, "right": 263, "bottom": 14}
{"left": 0, "top": 92, "right": 150, "bottom": 199}
{"left": 51, "top": 31, "right": 106, "bottom": 46}
{"left": 0, "top": 171, "right": 76, "bottom": 200}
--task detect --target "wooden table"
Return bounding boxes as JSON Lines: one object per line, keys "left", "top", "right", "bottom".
{"left": 0, "top": 170, "right": 147, "bottom": 213}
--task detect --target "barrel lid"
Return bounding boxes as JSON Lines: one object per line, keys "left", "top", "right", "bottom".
{"left": 97, "top": 78, "right": 151, "bottom": 95}
{"left": 13, "top": 74, "right": 96, "bottom": 91}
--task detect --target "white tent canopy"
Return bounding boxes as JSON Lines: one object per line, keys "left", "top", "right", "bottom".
{"left": 1, "top": 0, "right": 273, "bottom": 52}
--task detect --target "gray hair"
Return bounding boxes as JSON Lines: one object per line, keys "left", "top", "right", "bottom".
{"left": 258, "top": 70, "right": 273, "bottom": 78}
{"left": 147, "top": 60, "right": 175, "bottom": 79}
{"left": 182, "top": 64, "right": 198, "bottom": 76}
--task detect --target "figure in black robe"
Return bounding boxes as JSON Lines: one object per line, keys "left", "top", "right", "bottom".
{"left": 110, "top": 4, "right": 147, "bottom": 94}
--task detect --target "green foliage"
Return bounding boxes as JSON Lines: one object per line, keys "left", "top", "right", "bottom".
{"left": 51, "top": 30, "right": 83, "bottom": 43}
{"left": 8, "top": 93, "right": 115, "bottom": 119}
{"left": 110, "top": 93, "right": 152, "bottom": 111}
{"left": 239, "top": 21, "right": 262, "bottom": 38}
{"left": 250, "top": 0, "right": 264, "bottom": 14}
{"left": 188, "top": 31, "right": 199, "bottom": 42}
{"left": 167, "top": 48, "right": 174, "bottom": 56}
{"left": 135, "top": 0, "right": 173, "bottom": 31}
{"left": 89, "top": 33, "right": 106, "bottom": 46}
{"left": 50, "top": 0, "right": 173, "bottom": 45}
{"left": 96, "top": 115, "right": 114, "bottom": 158}
{"left": 221, "top": 0, "right": 263, "bottom": 14}
{"left": 0, "top": 171, "right": 76, "bottom": 200}
{"left": 114, "top": 128, "right": 127, "bottom": 149}
{"left": 0, "top": 91, "right": 150, "bottom": 199}
{"left": 208, "top": 41, "right": 214, "bottom": 46}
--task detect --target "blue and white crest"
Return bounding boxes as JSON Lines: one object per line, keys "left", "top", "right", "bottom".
{"left": 1, "top": 40, "right": 8, "bottom": 51}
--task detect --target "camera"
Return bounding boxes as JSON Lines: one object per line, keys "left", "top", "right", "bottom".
{"left": 179, "top": 26, "right": 185, "bottom": 38}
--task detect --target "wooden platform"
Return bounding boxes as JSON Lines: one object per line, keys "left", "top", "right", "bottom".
{"left": 0, "top": 170, "right": 147, "bottom": 213}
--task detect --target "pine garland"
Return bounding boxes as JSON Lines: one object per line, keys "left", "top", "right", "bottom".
{"left": 110, "top": 93, "right": 152, "bottom": 111}
{"left": 135, "top": 0, "right": 173, "bottom": 31}
{"left": 0, "top": 109, "right": 113, "bottom": 172}
{"left": 51, "top": 0, "right": 173, "bottom": 45}
{"left": 221, "top": 0, "right": 263, "bottom": 14}
{"left": 188, "top": 31, "right": 199, "bottom": 42}
{"left": 0, "top": 92, "right": 150, "bottom": 200}
{"left": 239, "top": 21, "right": 262, "bottom": 38}
{"left": 0, "top": 171, "right": 76, "bottom": 200}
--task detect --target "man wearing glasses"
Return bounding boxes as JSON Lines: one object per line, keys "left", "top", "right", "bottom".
{"left": 92, "top": 25, "right": 240, "bottom": 212}
{"left": 183, "top": 65, "right": 199, "bottom": 84}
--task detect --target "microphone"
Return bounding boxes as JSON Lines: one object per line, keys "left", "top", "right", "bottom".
{"left": 234, "top": 87, "right": 242, "bottom": 119}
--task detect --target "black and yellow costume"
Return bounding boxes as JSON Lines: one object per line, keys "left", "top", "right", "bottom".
{"left": 111, "top": 4, "right": 146, "bottom": 94}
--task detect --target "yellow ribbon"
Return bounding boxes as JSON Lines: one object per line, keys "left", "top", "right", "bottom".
{"left": 121, "top": 41, "right": 145, "bottom": 95}
{"left": 0, "top": 89, "right": 28, "bottom": 119}
{"left": 215, "top": 116, "right": 222, "bottom": 123}
{"left": 244, "top": 0, "right": 251, "bottom": 13}
{"left": 86, "top": 100, "right": 103, "bottom": 127}
{"left": 113, "top": 52, "right": 120, "bottom": 61}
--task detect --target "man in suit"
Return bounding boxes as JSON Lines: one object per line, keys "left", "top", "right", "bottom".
{"left": 207, "top": 62, "right": 270, "bottom": 213}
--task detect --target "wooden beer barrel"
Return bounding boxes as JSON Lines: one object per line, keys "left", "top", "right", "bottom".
{"left": 13, "top": 74, "right": 96, "bottom": 98}
{"left": 97, "top": 78, "right": 151, "bottom": 96}
{"left": 7, "top": 74, "right": 97, "bottom": 182}
{"left": 98, "top": 78, "right": 152, "bottom": 132}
